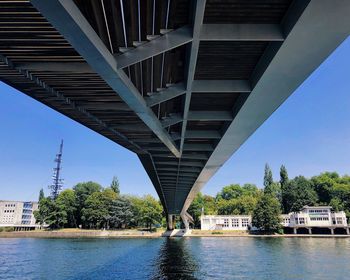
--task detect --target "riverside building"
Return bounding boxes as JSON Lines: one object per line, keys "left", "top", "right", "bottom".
{"left": 0, "top": 200, "right": 39, "bottom": 230}
{"left": 282, "top": 206, "right": 349, "bottom": 234}
{"left": 200, "top": 215, "right": 252, "bottom": 231}
{"left": 201, "top": 206, "right": 349, "bottom": 234}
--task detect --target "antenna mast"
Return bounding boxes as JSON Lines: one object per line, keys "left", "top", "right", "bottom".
{"left": 49, "top": 140, "right": 64, "bottom": 199}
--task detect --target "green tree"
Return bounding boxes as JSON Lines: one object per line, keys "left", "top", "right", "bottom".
{"left": 283, "top": 176, "right": 318, "bottom": 213}
{"left": 56, "top": 189, "right": 77, "bottom": 228}
{"left": 188, "top": 193, "right": 205, "bottom": 228}
{"left": 39, "top": 188, "right": 45, "bottom": 202}
{"left": 217, "top": 184, "right": 243, "bottom": 200}
{"left": 80, "top": 188, "right": 117, "bottom": 229}
{"left": 280, "top": 165, "right": 289, "bottom": 213}
{"left": 203, "top": 195, "right": 217, "bottom": 215}
{"left": 81, "top": 192, "right": 109, "bottom": 229}
{"left": 252, "top": 194, "right": 282, "bottom": 233}
{"left": 139, "top": 195, "right": 163, "bottom": 230}
{"left": 217, "top": 195, "right": 258, "bottom": 215}
{"left": 109, "top": 196, "right": 134, "bottom": 228}
{"left": 110, "top": 176, "right": 120, "bottom": 195}
{"left": 311, "top": 172, "right": 338, "bottom": 204}
{"left": 34, "top": 197, "right": 67, "bottom": 229}
{"left": 73, "top": 181, "right": 102, "bottom": 226}
{"left": 264, "top": 163, "right": 273, "bottom": 190}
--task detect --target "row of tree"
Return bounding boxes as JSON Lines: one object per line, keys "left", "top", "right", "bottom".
{"left": 34, "top": 177, "right": 163, "bottom": 230}
{"left": 188, "top": 165, "right": 350, "bottom": 232}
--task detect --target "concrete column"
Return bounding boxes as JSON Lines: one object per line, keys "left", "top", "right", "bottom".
{"left": 330, "top": 228, "right": 334, "bottom": 235}
{"left": 346, "top": 227, "right": 349, "bottom": 235}
{"left": 308, "top": 228, "right": 312, "bottom": 234}
{"left": 181, "top": 213, "right": 190, "bottom": 232}
{"left": 293, "top": 228, "right": 297, "bottom": 234}
{"left": 167, "top": 214, "right": 174, "bottom": 230}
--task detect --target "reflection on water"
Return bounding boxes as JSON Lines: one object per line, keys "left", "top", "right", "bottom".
{"left": 153, "top": 238, "right": 198, "bottom": 280}
{"left": 1, "top": 237, "right": 350, "bottom": 279}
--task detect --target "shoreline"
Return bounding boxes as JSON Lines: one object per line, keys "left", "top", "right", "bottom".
{"left": 0, "top": 230, "right": 349, "bottom": 239}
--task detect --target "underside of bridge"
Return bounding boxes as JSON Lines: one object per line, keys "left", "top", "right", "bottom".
{"left": 0, "top": 1, "right": 349, "bottom": 220}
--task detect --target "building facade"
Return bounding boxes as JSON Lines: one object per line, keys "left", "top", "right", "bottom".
{"left": 200, "top": 215, "right": 252, "bottom": 231}
{"left": 281, "top": 206, "right": 349, "bottom": 234}
{"left": 200, "top": 206, "right": 349, "bottom": 234}
{"left": 0, "top": 200, "right": 39, "bottom": 230}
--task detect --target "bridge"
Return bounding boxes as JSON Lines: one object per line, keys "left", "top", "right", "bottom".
{"left": 0, "top": 0, "right": 349, "bottom": 229}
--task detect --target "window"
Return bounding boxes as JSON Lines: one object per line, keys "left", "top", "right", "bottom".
{"left": 299, "top": 218, "right": 305, "bottom": 224}
{"left": 337, "top": 217, "right": 343, "bottom": 225}
{"left": 232, "top": 218, "right": 239, "bottom": 227}
{"left": 242, "top": 218, "right": 249, "bottom": 227}
{"left": 223, "top": 219, "right": 229, "bottom": 228}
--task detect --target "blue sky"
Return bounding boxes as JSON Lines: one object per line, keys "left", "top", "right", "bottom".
{"left": 1, "top": 37, "right": 350, "bottom": 201}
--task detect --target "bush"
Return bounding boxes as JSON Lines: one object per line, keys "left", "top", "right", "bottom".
{"left": 0, "top": 227, "right": 14, "bottom": 232}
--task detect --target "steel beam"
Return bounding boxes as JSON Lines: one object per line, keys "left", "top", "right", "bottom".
{"left": 161, "top": 113, "right": 183, "bottom": 128}
{"left": 183, "top": 144, "right": 214, "bottom": 152}
{"left": 186, "top": 130, "right": 221, "bottom": 139}
{"left": 188, "top": 111, "right": 233, "bottom": 121}
{"left": 31, "top": 0, "right": 180, "bottom": 158}
{"left": 200, "top": 24, "right": 284, "bottom": 41}
{"left": 157, "top": 161, "right": 204, "bottom": 168}
{"left": 16, "top": 62, "right": 92, "bottom": 72}
{"left": 162, "top": 111, "right": 233, "bottom": 128}
{"left": 116, "top": 26, "right": 193, "bottom": 69}
{"left": 145, "top": 83, "right": 186, "bottom": 107}
{"left": 179, "top": 0, "right": 207, "bottom": 154}
{"left": 180, "top": 0, "right": 350, "bottom": 214}
{"left": 191, "top": 80, "right": 251, "bottom": 93}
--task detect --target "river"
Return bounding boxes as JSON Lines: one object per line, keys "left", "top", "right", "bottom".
{"left": 0, "top": 237, "right": 349, "bottom": 279}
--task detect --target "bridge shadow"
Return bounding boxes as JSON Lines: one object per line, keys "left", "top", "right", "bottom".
{"left": 152, "top": 238, "right": 199, "bottom": 280}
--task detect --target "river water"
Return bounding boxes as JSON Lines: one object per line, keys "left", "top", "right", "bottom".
{"left": 0, "top": 237, "right": 349, "bottom": 279}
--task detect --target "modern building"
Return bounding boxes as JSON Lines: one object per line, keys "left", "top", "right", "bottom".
{"left": 201, "top": 206, "right": 349, "bottom": 234}
{"left": 200, "top": 215, "right": 252, "bottom": 231}
{"left": 0, "top": 200, "right": 39, "bottom": 230}
{"left": 282, "top": 206, "right": 349, "bottom": 235}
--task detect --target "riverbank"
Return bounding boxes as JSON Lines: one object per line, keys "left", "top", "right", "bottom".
{"left": 0, "top": 229, "right": 162, "bottom": 238}
{"left": 0, "top": 229, "right": 349, "bottom": 238}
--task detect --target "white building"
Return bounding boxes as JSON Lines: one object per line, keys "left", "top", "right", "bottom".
{"left": 0, "top": 200, "right": 39, "bottom": 230}
{"left": 282, "top": 206, "right": 349, "bottom": 234}
{"left": 200, "top": 215, "right": 251, "bottom": 231}
{"left": 200, "top": 206, "right": 349, "bottom": 234}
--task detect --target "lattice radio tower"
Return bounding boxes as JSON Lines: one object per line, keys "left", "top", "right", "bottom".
{"left": 49, "top": 140, "right": 64, "bottom": 199}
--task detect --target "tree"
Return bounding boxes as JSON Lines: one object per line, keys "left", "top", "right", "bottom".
{"left": 217, "top": 184, "right": 244, "bottom": 200}
{"left": 263, "top": 163, "right": 273, "bottom": 190}
{"left": 279, "top": 165, "right": 289, "bottom": 189}
{"left": 110, "top": 176, "right": 120, "bottom": 195}
{"left": 252, "top": 194, "right": 282, "bottom": 233}
{"left": 81, "top": 188, "right": 117, "bottom": 229}
{"left": 280, "top": 165, "right": 289, "bottom": 213}
{"left": 188, "top": 193, "right": 205, "bottom": 228}
{"left": 73, "top": 181, "right": 102, "bottom": 225}
{"left": 109, "top": 196, "right": 134, "bottom": 228}
{"left": 311, "top": 172, "right": 338, "bottom": 204}
{"left": 34, "top": 197, "right": 67, "bottom": 229}
{"left": 39, "top": 188, "right": 45, "bottom": 202}
{"left": 283, "top": 176, "right": 318, "bottom": 213}
{"left": 56, "top": 189, "right": 77, "bottom": 228}
{"left": 139, "top": 195, "right": 163, "bottom": 230}
{"left": 81, "top": 192, "right": 109, "bottom": 229}
{"left": 217, "top": 195, "right": 258, "bottom": 215}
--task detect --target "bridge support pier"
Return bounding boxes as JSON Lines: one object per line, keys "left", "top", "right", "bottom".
{"left": 167, "top": 215, "right": 174, "bottom": 230}
{"left": 180, "top": 211, "right": 194, "bottom": 232}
